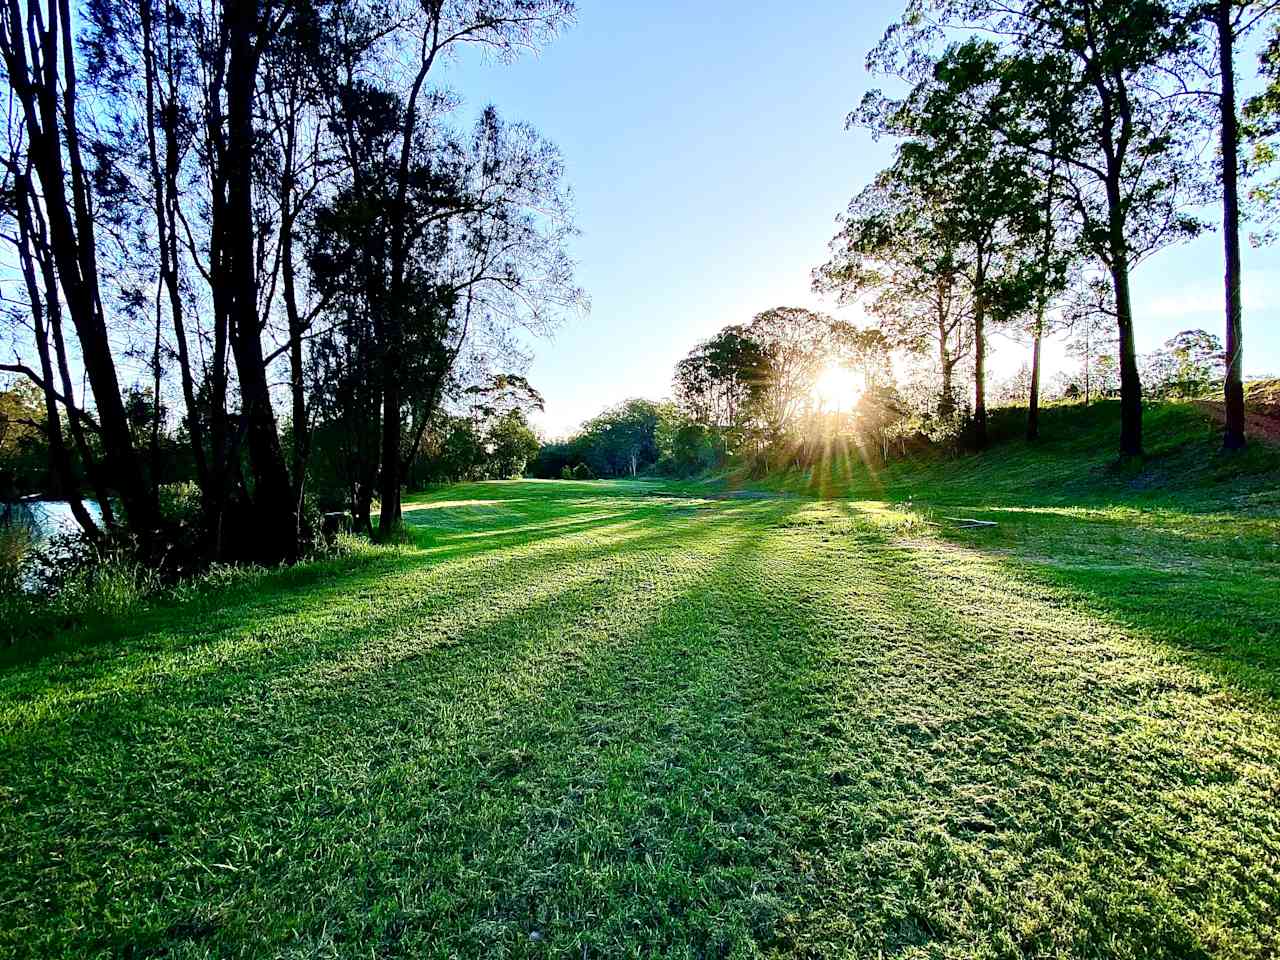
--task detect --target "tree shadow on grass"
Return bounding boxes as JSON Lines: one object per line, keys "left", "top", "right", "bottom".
{"left": 0, "top": 484, "right": 773, "bottom": 675}
{"left": 4, "top": 486, "right": 1279, "bottom": 957}
{"left": 867, "top": 498, "right": 1280, "bottom": 702}
{"left": 767, "top": 508, "right": 1280, "bottom": 957}
{"left": 0, "top": 498, "right": 801, "bottom": 743}
{"left": 0, "top": 496, "right": 807, "bottom": 957}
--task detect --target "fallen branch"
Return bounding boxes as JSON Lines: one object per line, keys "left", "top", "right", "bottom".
{"left": 941, "top": 516, "right": 998, "bottom": 529}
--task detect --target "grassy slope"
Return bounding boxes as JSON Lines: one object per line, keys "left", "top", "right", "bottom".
{"left": 709, "top": 400, "right": 1280, "bottom": 697}
{"left": 0, "top": 402, "right": 1278, "bottom": 957}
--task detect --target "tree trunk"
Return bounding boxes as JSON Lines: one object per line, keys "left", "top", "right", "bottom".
{"left": 1110, "top": 252, "right": 1143, "bottom": 457}
{"left": 1028, "top": 150, "right": 1055, "bottom": 443}
{"left": 1218, "top": 0, "right": 1246, "bottom": 450}
{"left": 973, "top": 270, "right": 988, "bottom": 448}
{"left": 939, "top": 360, "right": 955, "bottom": 420}
{"left": 1083, "top": 321, "right": 1092, "bottom": 406}
{"left": 1105, "top": 171, "right": 1143, "bottom": 457}
{"left": 352, "top": 481, "right": 374, "bottom": 537}
{"left": 12, "top": 173, "right": 100, "bottom": 539}
{"left": 377, "top": 375, "right": 402, "bottom": 538}
{"left": 1028, "top": 312, "right": 1044, "bottom": 442}
{"left": 281, "top": 185, "right": 310, "bottom": 538}
{"left": 937, "top": 300, "right": 956, "bottom": 420}
{"left": 223, "top": 0, "right": 297, "bottom": 562}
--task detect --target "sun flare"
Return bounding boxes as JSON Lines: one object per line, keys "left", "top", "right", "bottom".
{"left": 812, "top": 362, "right": 862, "bottom": 412}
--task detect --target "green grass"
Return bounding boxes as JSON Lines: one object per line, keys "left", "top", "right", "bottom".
{"left": 1, "top": 402, "right": 1279, "bottom": 957}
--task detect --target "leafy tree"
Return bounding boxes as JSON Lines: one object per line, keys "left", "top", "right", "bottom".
{"left": 1185, "top": 0, "right": 1280, "bottom": 447}
{"left": 857, "top": 40, "right": 1051, "bottom": 446}
{"left": 1146, "top": 329, "right": 1225, "bottom": 396}
{"left": 0, "top": 0, "right": 580, "bottom": 570}
{"left": 746, "top": 307, "right": 839, "bottom": 442}
{"left": 486, "top": 410, "right": 541, "bottom": 479}
{"left": 872, "top": 0, "right": 1207, "bottom": 456}
{"left": 673, "top": 325, "right": 768, "bottom": 433}
{"left": 0, "top": 0, "right": 165, "bottom": 544}
{"left": 668, "top": 422, "right": 721, "bottom": 476}
{"left": 815, "top": 171, "right": 972, "bottom": 420}
{"left": 576, "top": 399, "right": 666, "bottom": 477}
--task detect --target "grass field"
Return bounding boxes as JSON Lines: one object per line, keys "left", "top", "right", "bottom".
{"left": 2, "top": 402, "right": 1279, "bottom": 958}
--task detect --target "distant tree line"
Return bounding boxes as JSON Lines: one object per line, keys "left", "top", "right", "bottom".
{"left": 0, "top": 0, "right": 581, "bottom": 569}
{"left": 533, "top": 308, "right": 912, "bottom": 480}
{"left": 534, "top": 299, "right": 1244, "bottom": 486}
{"left": 670, "top": 307, "right": 909, "bottom": 468}
{"left": 532, "top": 399, "right": 694, "bottom": 479}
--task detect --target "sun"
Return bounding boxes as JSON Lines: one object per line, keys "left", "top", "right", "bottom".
{"left": 812, "top": 361, "right": 862, "bottom": 412}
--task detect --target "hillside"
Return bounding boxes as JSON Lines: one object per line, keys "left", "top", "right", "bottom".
{"left": 719, "top": 397, "right": 1280, "bottom": 510}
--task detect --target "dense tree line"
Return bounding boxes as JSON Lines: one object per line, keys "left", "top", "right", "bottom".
{"left": 820, "top": 0, "right": 1279, "bottom": 457}
{"left": 533, "top": 399, "right": 695, "bottom": 479}
{"left": 0, "top": 0, "right": 580, "bottom": 568}
{"left": 532, "top": 301, "right": 973, "bottom": 484}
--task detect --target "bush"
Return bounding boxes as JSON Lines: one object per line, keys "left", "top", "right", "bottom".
{"left": 560, "top": 465, "right": 574, "bottom": 480}
{"left": 0, "top": 517, "right": 33, "bottom": 590}
{"left": 572, "top": 463, "right": 594, "bottom": 480}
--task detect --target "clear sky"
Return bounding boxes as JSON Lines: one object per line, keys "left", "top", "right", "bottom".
{"left": 450, "top": 1, "right": 1280, "bottom": 438}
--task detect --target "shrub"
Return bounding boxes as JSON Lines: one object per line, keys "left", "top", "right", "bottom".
{"left": 0, "top": 516, "right": 34, "bottom": 589}
{"left": 572, "top": 463, "right": 594, "bottom": 480}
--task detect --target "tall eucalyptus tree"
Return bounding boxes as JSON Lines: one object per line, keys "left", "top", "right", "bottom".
{"left": 869, "top": 0, "right": 1206, "bottom": 456}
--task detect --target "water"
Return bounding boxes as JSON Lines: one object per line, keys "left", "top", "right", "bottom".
{"left": 2, "top": 500, "right": 103, "bottom": 589}
{"left": 4, "top": 499, "right": 102, "bottom": 543}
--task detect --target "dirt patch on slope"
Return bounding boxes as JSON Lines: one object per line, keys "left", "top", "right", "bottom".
{"left": 1196, "top": 379, "right": 1280, "bottom": 445}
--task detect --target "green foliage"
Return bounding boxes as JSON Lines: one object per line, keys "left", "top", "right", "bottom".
{"left": 669, "top": 308, "right": 904, "bottom": 468}
{"left": 668, "top": 422, "right": 722, "bottom": 476}
{"left": 0, "top": 380, "right": 50, "bottom": 497}
{"left": 535, "top": 399, "right": 685, "bottom": 479}
{"left": 486, "top": 410, "right": 542, "bottom": 479}
{"left": 1244, "top": 20, "right": 1280, "bottom": 244}
{"left": 1145, "top": 328, "right": 1225, "bottom": 398}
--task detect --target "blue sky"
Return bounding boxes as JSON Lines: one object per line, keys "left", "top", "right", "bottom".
{"left": 450, "top": 1, "right": 1280, "bottom": 438}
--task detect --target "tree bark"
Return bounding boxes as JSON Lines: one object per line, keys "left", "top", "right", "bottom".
{"left": 279, "top": 145, "right": 311, "bottom": 538}
{"left": 1111, "top": 251, "right": 1143, "bottom": 457}
{"left": 972, "top": 255, "right": 988, "bottom": 448}
{"left": 1218, "top": 0, "right": 1246, "bottom": 450}
{"left": 1105, "top": 170, "right": 1143, "bottom": 457}
{"left": 1028, "top": 313, "right": 1044, "bottom": 442}
{"left": 12, "top": 172, "right": 100, "bottom": 539}
{"left": 937, "top": 286, "right": 956, "bottom": 420}
{"left": 1028, "top": 149, "right": 1056, "bottom": 443}
{"left": 222, "top": 0, "right": 298, "bottom": 561}
{"left": 377, "top": 375, "right": 402, "bottom": 537}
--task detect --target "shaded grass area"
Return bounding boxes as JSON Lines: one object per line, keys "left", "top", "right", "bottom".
{"left": 2, "top": 457, "right": 1279, "bottom": 956}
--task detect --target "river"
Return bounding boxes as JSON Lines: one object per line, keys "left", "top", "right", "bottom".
{"left": 3, "top": 499, "right": 102, "bottom": 543}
